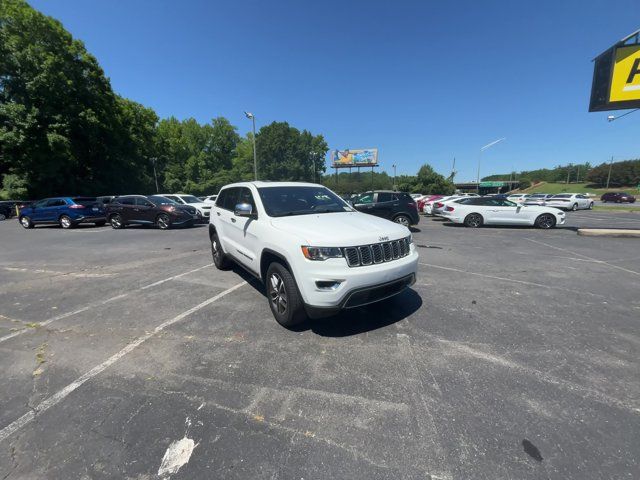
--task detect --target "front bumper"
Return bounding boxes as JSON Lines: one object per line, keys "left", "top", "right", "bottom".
{"left": 295, "top": 248, "right": 419, "bottom": 317}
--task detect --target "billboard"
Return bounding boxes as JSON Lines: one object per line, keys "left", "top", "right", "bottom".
{"left": 331, "top": 148, "right": 378, "bottom": 167}
{"left": 589, "top": 30, "right": 640, "bottom": 112}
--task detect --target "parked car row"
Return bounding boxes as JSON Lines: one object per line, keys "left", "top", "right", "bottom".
{"left": 16, "top": 193, "right": 210, "bottom": 229}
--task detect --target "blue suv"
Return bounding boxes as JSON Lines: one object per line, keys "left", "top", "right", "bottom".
{"left": 18, "top": 197, "right": 106, "bottom": 229}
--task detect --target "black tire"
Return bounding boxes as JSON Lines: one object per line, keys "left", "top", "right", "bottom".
{"left": 463, "top": 213, "right": 483, "bottom": 228}
{"left": 156, "top": 213, "right": 171, "bottom": 230}
{"left": 0, "top": 213, "right": 6, "bottom": 221}
{"left": 211, "top": 233, "right": 231, "bottom": 270}
{"left": 94, "top": 220, "right": 106, "bottom": 227}
{"left": 571, "top": 203, "right": 578, "bottom": 211}
{"left": 588, "top": 202, "right": 594, "bottom": 210}
{"left": 535, "top": 213, "right": 556, "bottom": 229}
{"left": 19, "top": 216, "right": 34, "bottom": 229}
{"left": 265, "top": 262, "right": 307, "bottom": 328}
{"left": 59, "top": 215, "right": 75, "bottom": 229}
{"left": 393, "top": 214, "right": 411, "bottom": 227}
{"left": 109, "top": 214, "right": 125, "bottom": 229}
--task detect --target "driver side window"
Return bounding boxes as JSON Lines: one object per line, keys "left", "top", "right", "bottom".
{"left": 357, "top": 194, "right": 373, "bottom": 204}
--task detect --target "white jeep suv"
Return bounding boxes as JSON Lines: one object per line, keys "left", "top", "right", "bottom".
{"left": 209, "top": 182, "right": 419, "bottom": 327}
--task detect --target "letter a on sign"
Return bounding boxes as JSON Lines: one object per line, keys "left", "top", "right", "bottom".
{"left": 610, "top": 45, "right": 640, "bottom": 102}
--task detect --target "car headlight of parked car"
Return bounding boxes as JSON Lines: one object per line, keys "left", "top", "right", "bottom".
{"left": 301, "top": 246, "right": 344, "bottom": 261}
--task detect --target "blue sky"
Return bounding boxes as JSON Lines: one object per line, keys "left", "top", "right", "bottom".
{"left": 30, "top": 0, "right": 640, "bottom": 180}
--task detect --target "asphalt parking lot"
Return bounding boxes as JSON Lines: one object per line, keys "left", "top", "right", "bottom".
{"left": 0, "top": 211, "right": 639, "bottom": 480}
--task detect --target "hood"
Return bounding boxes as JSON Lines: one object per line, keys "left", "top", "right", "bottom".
{"left": 269, "top": 211, "right": 409, "bottom": 246}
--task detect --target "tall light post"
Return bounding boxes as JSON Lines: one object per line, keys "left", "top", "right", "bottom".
{"left": 244, "top": 111, "right": 257, "bottom": 180}
{"left": 150, "top": 157, "right": 159, "bottom": 193}
{"left": 392, "top": 164, "right": 397, "bottom": 191}
{"left": 476, "top": 138, "right": 506, "bottom": 193}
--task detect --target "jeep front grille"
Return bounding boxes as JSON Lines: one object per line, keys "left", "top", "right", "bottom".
{"left": 343, "top": 237, "right": 411, "bottom": 267}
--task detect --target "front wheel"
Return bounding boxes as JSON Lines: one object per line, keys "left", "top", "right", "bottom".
{"left": 211, "top": 233, "right": 231, "bottom": 270}
{"left": 59, "top": 215, "right": 74, "bottom": 229}
{"left": 109, "top": 214, "right": 125, "bottom": 229}
{"left": 463, "top": 213, "right": 483, "bottom": 228}
{"left": 588, "top": 202, "right": 594, "bottom": 210}
{"left": 20, "top": 216, "right": 34, "bottom": 229}
{"left": 266, "top": 262, "right": 307, "bottom": 328}
{"left": 393, "top": 214, "right": 411, "bottom": 227}
{"left": 535, "top": 213, "right": 556, "bottom": 229}
{"left": 156, "top": 213, "right": 171, "bottom": 230}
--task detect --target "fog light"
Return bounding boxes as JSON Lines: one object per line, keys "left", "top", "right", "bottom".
{"left": 315, "top": 280, "right": 342, "bottom": 290}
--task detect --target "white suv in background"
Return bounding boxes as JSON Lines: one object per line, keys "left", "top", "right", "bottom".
{"left": 209, "top": 182, "right": 419, "bottom": 327}
{"left": 160, "top": 193, "right": 212, "bottom": 223}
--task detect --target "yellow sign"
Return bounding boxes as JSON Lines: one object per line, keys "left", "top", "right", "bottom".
{"left": 610, "top": 45, "right": 640, "bottom": 102}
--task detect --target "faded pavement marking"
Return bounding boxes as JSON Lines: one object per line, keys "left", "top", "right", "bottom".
{"left": 0, "top": 281, "right": 246, "bottom": 443}
{"left": 0, "top": 263, "right": 213, "bottom": 344}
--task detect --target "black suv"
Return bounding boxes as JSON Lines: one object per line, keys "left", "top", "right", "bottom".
{"left": 351, "top": 191, "right": 420, "bottom": 226}
{"left": 105, "top": 195, "right": 198, "bottom": 229}
{"left": 600, "top": 192, "right": 636, "bottom": 203}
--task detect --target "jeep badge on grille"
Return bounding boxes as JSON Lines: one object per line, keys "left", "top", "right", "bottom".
{"left": 379, "top": 236, "right": 389, "bottom": 242}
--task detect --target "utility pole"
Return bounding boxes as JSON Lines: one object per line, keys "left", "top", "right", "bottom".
{"left": 566, "top": 167, "right": 570, "bottom": 184}
{"left": 606, "top": 156, "right": 613, "bottom": 189}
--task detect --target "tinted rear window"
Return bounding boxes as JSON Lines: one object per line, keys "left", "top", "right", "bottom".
{"left": 72, "top": 197, "right": 97, "bottom": 206}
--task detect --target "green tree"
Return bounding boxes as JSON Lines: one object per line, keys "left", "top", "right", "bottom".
{"left": 256, "top": 122, "right": 328, "bottom": 181}
{"left": 413, "top": 164, "right": 455, "bottom": 194}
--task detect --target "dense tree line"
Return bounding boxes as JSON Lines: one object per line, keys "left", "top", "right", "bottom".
{"left": 0, "top": 0, "right": 329, "bottom": 199}
{"left": 585, "top": 159, "right": 640, "bottom": 187}
{"left": 483, "top": 159, "right": 640, "bottom": 188}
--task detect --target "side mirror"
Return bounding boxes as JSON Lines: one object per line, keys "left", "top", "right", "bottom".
{"left": 234, "top": 203, "right": 253, "bottom": 217}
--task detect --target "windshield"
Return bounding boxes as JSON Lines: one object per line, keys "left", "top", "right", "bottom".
{"left": 148, "top": 195, "right": 177, "bottom": 205}
{"left": 180, "top": 195, "right": 201, "bottom": 204}
{"left": 258, "top": 186, "right": 352, "bottom": 217}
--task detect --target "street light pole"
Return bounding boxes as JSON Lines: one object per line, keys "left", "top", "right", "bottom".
{"left": 150, "top": 157, "right": 159, "bottom": 193}
{"left": 476, "top": 138, "right": 505, "bottom": 194}
{"left": 244, "top": 112, "right": 258, "bottom": 180}
{"left": 392, "top": 164, "right": 397, "bottom": 191}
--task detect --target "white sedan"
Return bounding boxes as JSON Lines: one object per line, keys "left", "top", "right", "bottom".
{"left": 159, "top": 193, "right": 213, "bottom": 222}
{"left": 439, "top": 197, "right": 566, "bottom": 228}
{"left": 544, "top": 194, "right": 593, "bottom": 211}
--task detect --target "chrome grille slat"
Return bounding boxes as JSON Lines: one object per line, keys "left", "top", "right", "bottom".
{"left": 344, "top": 237, "right": 411, "bottom": 267}
{"left": 359, "top": 246, "right": 373, "bottom": 265}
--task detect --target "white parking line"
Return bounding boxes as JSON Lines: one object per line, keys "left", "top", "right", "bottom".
{"left": 418, "top": 263, "right": 606, "bottom": 298}
{"left": 0, "top": 264, "right": 213, "bottom": 344}
{"left": 524, "top": 238, "right": 640, "bottom": 277}
{"left": 0, "top": 281, "right": 246, "bottom": 443}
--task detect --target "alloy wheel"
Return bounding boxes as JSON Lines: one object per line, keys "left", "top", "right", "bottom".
{"left": 395, "top": 215, "right": 410, "bottom": 227}
{"left": 538, "top": 214, "right": 555, "bottom": 229}
{"left": 467, "top": 214, "right": 482, "bottom": 227}
{"left": 21, "top": 217, "right": 30, "bottom": 228}
{"left": 269, "top": 273, "right": 287, "bottom": 315}
{"left": 157, "top": 214, "right": 170, "bottom": 229}
{"left": 60, "top": 216, "right": 71, "bottom": 228}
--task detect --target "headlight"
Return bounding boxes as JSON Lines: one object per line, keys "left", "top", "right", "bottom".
{"left": 301, "top": 246, "right": 344, "bottom": 261}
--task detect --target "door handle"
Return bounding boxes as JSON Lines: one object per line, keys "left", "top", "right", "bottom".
{"left": 231, "top": 218, "right": 236, "bottom": 223}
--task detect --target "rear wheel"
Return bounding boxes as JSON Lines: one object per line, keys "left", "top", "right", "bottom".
{"left": 571, "top": 203, "right": 578, "bottom": 211}
{"left": 59, "top": 215, "right": 74, "bottom": 229}
{"left": 535, "top": 213, "right": 556, "bottom": 229}
{"left": 109, "top": 214, "right": 124, "bottom": 229}
{"left": 266, "top": 262, "right": 307, "bottom": 328}
{"left": 211, "top": 233, "right": 231, "bottom": 270}
{"left": 463, "top": 213, "right": 483, "bottom": 228}
{"left": 20, "top": 216, "right": 33, "bottom": 229}
{"left": 156, "top": 213, "right": 171, "bottom": 230}
{"left": 393, "top": 214, "right": 411, "bottom": 227}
